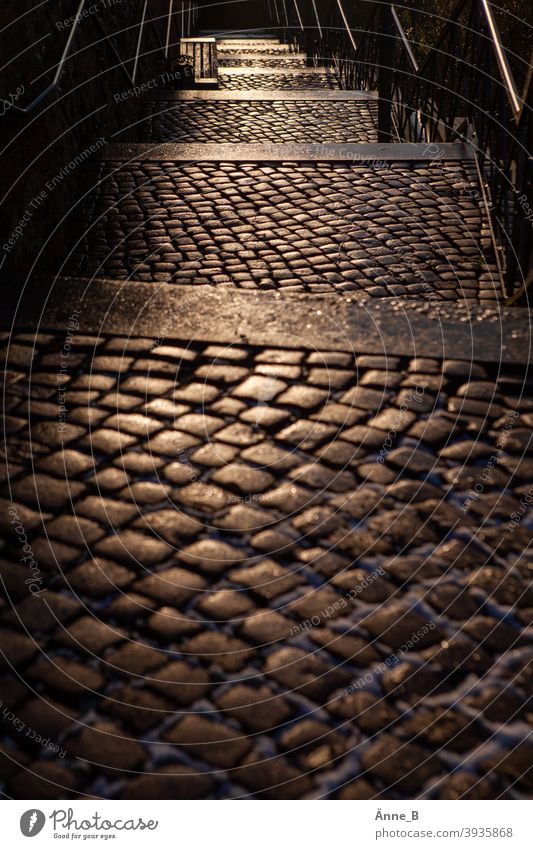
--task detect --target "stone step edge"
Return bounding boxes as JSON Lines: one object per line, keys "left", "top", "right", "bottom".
{"left": 99, "top": 142, "right": 473, "bottom": 162}
{"left": 219, "top": 53, "right": 308, "bottom": 60}
{"left": 202, "top": 35, "right": 282, "bottom": 41}
{"left": 218, "top": 45, "right": 297, "bottom": 51}
{"left": 218, "top": 42, "right": 291, "bottom": 46}
{"left": 2, "top": 277, "right": 529, "bottom": 363}
{"left": 218, "top": 66, "right": 335, "bottom": 74}
{"left": 148, "top": 88, "right": 378, "bottom": 102}
{"left": 217, "top": 40, "right": 285, "bottom": 45}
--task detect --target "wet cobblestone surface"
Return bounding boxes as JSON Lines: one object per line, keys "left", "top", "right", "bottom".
{"left": 219, "top": 56, "right": 310, "bottom": 68}
{"left": 218, "top": 70, "right": 340, "bottom": 89}
{"left": 68, "top": 159, "right": 499, "bottom": 302}
{"left": 217, "top": 43, "right": 297, "bottom": 54}
{"left": 126, "top": 99, "right": 378, "bottom": 144}
{"left": 1, "top": 33, "right": 528, "bottom": 802}
{"left": 1, "top": 331, "right": 532, "bottom": 799}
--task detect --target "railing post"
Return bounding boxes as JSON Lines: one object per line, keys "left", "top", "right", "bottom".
{"left": 165, "top": 0, "right": 174, "bottom": 58}
{"left": 507, "top": 75, "right": 533, "bottom": 298}
{"left": 378, "top": 2, "right": 394, "bottom": 142}
{"left": 132, "top": 0, "right": 148, "bottom": 85}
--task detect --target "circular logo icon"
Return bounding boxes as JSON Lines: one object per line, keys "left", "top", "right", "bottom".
{"left": 20, "top": 810, "right": 46, "bottom": 837}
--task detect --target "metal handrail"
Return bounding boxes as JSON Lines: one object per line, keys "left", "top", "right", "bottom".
{"left": 391, "top": 5, "right": 419, "bottom": 73}
{"left": 391, "top": 1, "right": 529, "bottom": 295}
{"left": 412, "top": 0, "right": 522, "bottom": 118}
{"left": 165, "top": 0, "right": 175, "bottom": 58}
{"left": 480, "top": 0, "right": 521, "bottom": 116}
{"left": 337, "top": 0, "right": 357, "bottom": 52}
{"left": 279, "top": 0, "right": 531, "bottom": 295}
{"left": 311, "top": 0, "right": 323, "bottom": 39}
{"left": 9, "top": 0, "right": 87, "bottom": 115}
{"left": 7, "top": 0, "right": 193, "bottom": 116}
{"left": 132, "top": 1, "right": 149, "bottom": 85}
{"left": 300, "top": 0, "right": 521, "bottom": 115}
{"left": 293, "top": 0, "right": 305, "bottom": 32}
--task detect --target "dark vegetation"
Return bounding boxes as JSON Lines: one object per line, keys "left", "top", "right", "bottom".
{"left": 398, "top": 0, "right": 532, "bottom": 90}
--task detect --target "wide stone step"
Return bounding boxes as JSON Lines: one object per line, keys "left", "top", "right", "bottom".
{"left": 217, "top": 43, "right": 295, "bottom": 53}
{"left": 215, "top": 37, "right": 284, "bottom": 45}
{"left": 1, "top": 320, "right": 531, "bottom": 798}
{"left": 122, "top": 96, "right": 379, "bottom": 144}
{"left": 148, "top": 89, "right": 377, "bottom": 101}
{"left": 218, "top": 67, "right": 340, "bottom": 90}
{"left": 219, "top": 53, "right": 310, "bottom": 69}
{"left": 62, "top": 143, "right": 500, "bottom": 303}
{"left": 7, "top": 276, "right": 528, "bottom": 362}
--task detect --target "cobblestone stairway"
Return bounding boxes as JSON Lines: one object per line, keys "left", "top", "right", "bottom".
{"left": 66, "top": 35, "right": 500, "bottom": 304}
{"left": 1, "top": 36, "right": 532, "bottom": 800}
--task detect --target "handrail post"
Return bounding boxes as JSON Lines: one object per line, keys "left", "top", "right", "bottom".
{"left": 480, "top": 0, "right": 521, "bottom": 116}
{"left": 378, "top": 2, "right": 394, "bottom": 142}
{"left": 165, "top": 0, "right": 174, "bottom": 58}
{"left": 132, "top": 0, "right": 148, "bottom": 84}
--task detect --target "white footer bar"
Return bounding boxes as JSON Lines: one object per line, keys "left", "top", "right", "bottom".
{"left": 4, "top": 800, "right": 533, "bottom": 848}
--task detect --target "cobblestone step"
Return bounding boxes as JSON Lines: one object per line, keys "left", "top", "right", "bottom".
{"left": 217, "top": 42, "right": 294, "bottom": 53}
{"left": 149, "top": 89, "right": 377, "bottom": 101}
{"left": 122, "top": 98, "right": 379, "bottom": 144}
{"left": 1, "top": 328, "right": 532, "bottom": 799}
{"left": 218, "top": 68, "right": 340, "bottom": 89}
{"left": 215, "top": 38, "right": 285, "bottom": 46}
{"left": 5, "top": 277, "right": 528, "bottom": 363}
{"left": 219, "top": 55, "right": 310, "bottom": 69}
{"left": 64, "top": 146, "right": 499, "bottom": 303}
